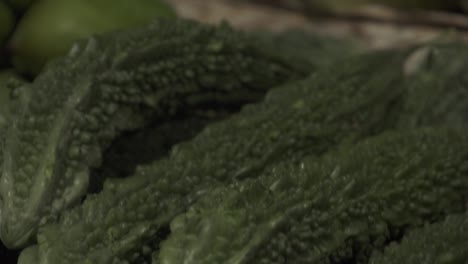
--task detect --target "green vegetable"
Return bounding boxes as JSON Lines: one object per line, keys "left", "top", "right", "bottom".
{"left": 26, "top": 42, "right": 468, "bottom": 263}
{"left": 25, "top": 51, "right": 409, "bottom": 264}
{"left": 7, "top": 0, "right": 34, "bottom": 10}
{"left": 2, "top": 13, "right": 467, "bottom": 262}
{"left": 156, "top": 128, "right": 468, "bottom": 263}
{"left": 463, "top": 0, "right": 468, "bottom": 12}
{"left": 0, "top": 69, "right": 25, "bottom": 127}
{"left": 369, "top": 214, "right": 468, "bottom": 264}
{"left": 91, "top": 113, "right": 234, "bottom": 192}
{"left": 9, "top": 0, "right": 177, "bottom": 75}
{"left": 0, "top": 70, "right": 13, "bottom": 126}
{"left": 0, "top": 18, "right": 306, "bottom": 249}
{"left": 0, "top": 1, "right": 14, "bottom": 48}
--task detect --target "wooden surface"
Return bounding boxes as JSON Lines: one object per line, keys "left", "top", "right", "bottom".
{"left": 167, "top": 0, "right": 468, "bottom": 49}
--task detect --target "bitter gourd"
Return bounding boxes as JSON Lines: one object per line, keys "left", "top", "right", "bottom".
{"left": 0, "top": 70, "right": 25, "bottom": 127}
{"left": 92, "top": 27, "right": 360, "bottom": 186}
{"left": 24, "top": 50, "right": 409, "bottom": 264}
{"left": 369, "top": 213, "right": 468, "bottom": 264}
{"left": 0, "top": 18, "right": 306, "bottom": 249}
{"left": 12, "top": 36, "right": 468, "bottom": 262}
{"left": 155, "top": 127, "right": 468, "bottom": 264}
{"left": 90, "top": 112, "right": 233, "bottom": 192}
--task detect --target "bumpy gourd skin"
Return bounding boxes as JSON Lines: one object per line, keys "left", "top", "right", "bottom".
{"left": 369, "top": 213, "right": 468, "bottom": 264}
{"left": 0, "top": 18, "right": 307, "bottom": 249}
{"left": 0, "top": 70, "right": 26, "bottom": 127}
{"left": 27, "top": 51, "right": 408, "bottom": 264}
{"left": 91, "top": 112, "right": 233, "bottom": 192}
{"left": 156, "top": 128, "right": 468, "bottom": 264}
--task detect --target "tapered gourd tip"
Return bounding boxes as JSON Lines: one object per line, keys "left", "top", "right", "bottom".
{"left": 18, "top": 245, "right": 39, "bottom": 264}
{"left": 0, "top": 218, "right": 36, "bottom": 249}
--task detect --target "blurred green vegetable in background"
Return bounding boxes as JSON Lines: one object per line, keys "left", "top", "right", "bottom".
{"left": 9, "top": 0, "right": 176, "bottom": 75}
{"left": 462, "top": 0, "right": 468, "bottom": 12}
{"left": 7, "top": 0, "right": 34, "bottom": 11}
{"left": 0, "top": 1, "right": 14, "bottom": 48}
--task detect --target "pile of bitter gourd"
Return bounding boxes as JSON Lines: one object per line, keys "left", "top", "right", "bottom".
{"left": 0, "top": 18, "right": 467, "bottom": 264}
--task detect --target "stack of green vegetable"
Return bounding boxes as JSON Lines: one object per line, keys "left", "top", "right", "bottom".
{"left": 0, "top": 0, "right": 176, "bottom": 74}
{"left": 0, "top": 0, "right": 177, "bottom": 128}
{"left": 0, "top": 6, "right": 467, "bottom": 264}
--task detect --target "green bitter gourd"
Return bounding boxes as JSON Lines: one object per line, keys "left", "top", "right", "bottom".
{"left": 0, "top": 18, "right": 306, "bottom": 249}
{"left": 369, "top": 213, "right": 468, "bottom": 264}
{"left": 17, "top": 41, "right": 468, "bottom": 263}
{"left": 156, "top": 127, "right": 468, "bottom": 264}
{"left": 25, "top": 50, "right": 409, "bottom": 264}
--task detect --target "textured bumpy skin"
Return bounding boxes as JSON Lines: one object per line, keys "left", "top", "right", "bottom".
{"left": 156, "top": 128, "right": 468, "bottom": 264}
{"left": 27, "top": 51, "right": 408, "bottom": 264}
{"left": 0, "top": 18, "right": 308, "bottom": 249}
{"left": 369, "top": 213, "right": 468, "bottom": 264}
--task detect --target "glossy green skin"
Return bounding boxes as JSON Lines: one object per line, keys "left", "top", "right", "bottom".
{"left": 0, "top": 1, "right": 14, "bottom": 48}
{"left": 10, "top": 0, "right": 176, "bottom": 75}
{"left": 0, "top": 18, "right": 306, "bottom": 249}
{"left": 156, "top": 128, "right": 468, "bottom": 263}
{"left": 26, "top": 51, "right": 408, "bottom": 264}
{"left": 369, "top": 214, "right": 468, "bottom": 264}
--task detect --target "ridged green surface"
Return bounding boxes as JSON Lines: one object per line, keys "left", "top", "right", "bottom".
{"left": 369, "top": 214, "right": 468, "bottom": 264}
{"left": 28, "top": 51, "right": 407, "bottom": 264}
{"left": 0, "top": 70, "right": 25, "bottom": 127}
{"left": 90, "top": 113, "right": 232, "bottom": 192}
{"left": 0, "top": 18, "right": 306, "bottom": 249}
{"left": 14, "top": 42, "right": 468, "bottom": 263}
{"left": 156, "top": 128, "right": 468, "bottom": 263}
{"left": 92, "top": 28, "right": 363, "bottom": 187}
